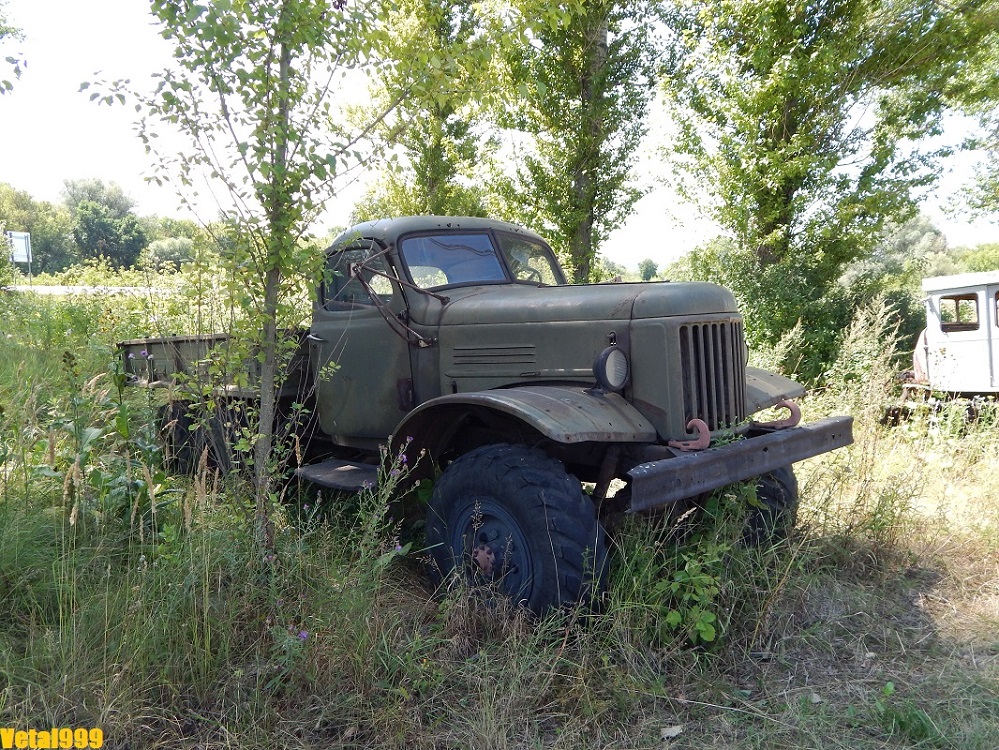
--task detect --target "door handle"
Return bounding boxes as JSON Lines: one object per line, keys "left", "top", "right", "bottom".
{"left": 306, "top": 333, "right": 326, "bottom": 343}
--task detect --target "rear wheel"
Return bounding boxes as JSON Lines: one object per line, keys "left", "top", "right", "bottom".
{"left": 426, "top": 444, "right": 607, "bottom": 613}
{"left": 159, "top": 399, "right": 237, "bottom": 475}
{"left": 160, "top": 401, "right": 201, "bottom": 474}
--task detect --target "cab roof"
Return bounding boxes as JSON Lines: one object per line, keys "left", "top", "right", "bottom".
{"left": 922, "top": 270, "right": 999, "bottom": 294}
{"left": 328, "top": 216, "right": 546, "bottom": 251}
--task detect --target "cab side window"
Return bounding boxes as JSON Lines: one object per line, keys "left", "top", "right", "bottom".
{"left": 496, "top": 233, "right": 562, "bottom": 286}
{"left": 324, "top": 246, "right": 395, "bottom": 310}
{"left": 939, "top": 293, "right": 979, "bottom": 332}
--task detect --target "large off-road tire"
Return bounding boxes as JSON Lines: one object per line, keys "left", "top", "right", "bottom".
{"left": 160, "top": 400, "right": 202, "bottom": 474}
{"left": 159, "top": 400, "right": 236, "bottom": 475}
{"left": 425, "top": 444, "right": 607, "bottom": 614}
{"left": 744, "top": 465, "right": 799, "bottom": 544}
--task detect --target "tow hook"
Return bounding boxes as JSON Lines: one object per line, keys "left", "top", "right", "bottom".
{"left": 754, "top": 399, "right": 802, "bottom": 430}
{"left": 668, "top": 418, "right": 711, "bottom": 451}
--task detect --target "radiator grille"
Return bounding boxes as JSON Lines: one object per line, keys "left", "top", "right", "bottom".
{"left": 679, "top": 321, "right": 747, "bottom": 431}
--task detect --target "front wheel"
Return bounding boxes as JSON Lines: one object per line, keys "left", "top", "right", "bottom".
{"left": 744, "top": 465, "right": 799, "bottom": 544}
{"left": 425, "top": 444, "right": 607, "bottom": 614}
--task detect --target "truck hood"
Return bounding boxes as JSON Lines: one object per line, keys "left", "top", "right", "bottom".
{"left": 438, "top": 281, "right": 738, "bottom": 325}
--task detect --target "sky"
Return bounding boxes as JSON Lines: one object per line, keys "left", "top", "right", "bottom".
{"left": 2, "top": 0, "right": 997, "bottom": 270}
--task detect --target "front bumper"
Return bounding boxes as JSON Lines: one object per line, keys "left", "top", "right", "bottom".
{"left": 626, "top": 416, "right": 853, "bottom": 512}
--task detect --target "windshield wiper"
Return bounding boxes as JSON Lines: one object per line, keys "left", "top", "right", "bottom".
{"left": 351, "top": 244, "right": 450, "bottom": 304}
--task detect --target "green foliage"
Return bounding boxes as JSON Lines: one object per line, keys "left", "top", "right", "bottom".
{"left": 841, "top": 215, "right": 945, "bottom": 293}
{"left": 496, "top": 1, "right": 661, "bottom": 282}
{"left": 663, "top": 0, "right": 996, "bottom": 366}
{"left": 836, "top": 214, "right": 945, "bottom": 352}
{"left": 137, "top": 237, "right": 194, "bottom": 270}
{"left": 607, "top": 488, "right": 755, "bottom": 647}
{"left": 71, "top": 200, "right": 147, "bottom": 268}
{"left": 0, "top": 229, "right": 14, "bottom": 287}
{"left": 0, "top": 183, "right": 78, "bottom": 272}
{"left": 86, "top": 0, "right": 463, "bottom": 543}
{"left": 0, "top": 181, "right": 229, "bottom": 276}
{"left": 40, "top": 352, "right": 178, "bottom": 536}
{"left": 824, "top": 297, "right": 906, "bottom": 408}
{"left": 59, "top": 180, "right": 148, "bottom": 269}
{"left": 953, "top": 242, "right": 999, "bottom": 273}
{"left": 61, "top": 178, "right": 137, "bottom": 218}
{"left": 352, "top": 0, "right": 492, "bottom": 220}
{"left": 668, "top": 236, "right": 842, "bottom": 378}
{"left": 637, "top": 258, "right": 658, "bottom": 281}
{"left": 952, "top": 11, "right": 999, "bottom": 215}
{"left": 592, "top": 255, "right": 630, "bottom": 282}
{"left": 0, "top": 0, "right": 24, "bottom": 95}
{"left": 670, "top": 214, "right": 954, "bottom": 381}
{"left": 874, "top": 681, "right": 946, "bottom": 744}
{"left": 2, "top": 291, "right": 999, "bottom": 750}
{"left": 919, "top": 240, "right": 999, "bottom": 278}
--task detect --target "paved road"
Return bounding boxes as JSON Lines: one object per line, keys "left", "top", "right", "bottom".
{"left": 6, "top": 285, "right": 166, "bottom": 295}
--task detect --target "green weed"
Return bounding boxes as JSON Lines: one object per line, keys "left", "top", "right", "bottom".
{"left": 1, "top": 279, "right": 998, "bottom": 749}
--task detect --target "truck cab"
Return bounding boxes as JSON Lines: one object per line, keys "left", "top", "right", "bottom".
{"left": 912, "top": 271, "right": 999, "bottom": 394}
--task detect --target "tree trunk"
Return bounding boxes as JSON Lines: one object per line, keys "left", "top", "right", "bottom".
{"left": 568, "top": 8, "right": 608, "bottom": 284}
{"left": 253, "top": 4, "right": 294, "bottom": 551}
{"left": 253, "top": 266, "right": 281, "bottom": 550}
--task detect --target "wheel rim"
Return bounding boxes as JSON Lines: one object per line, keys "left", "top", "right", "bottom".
{"left": 449, "top": 496, "right": 535, "bottom": 604}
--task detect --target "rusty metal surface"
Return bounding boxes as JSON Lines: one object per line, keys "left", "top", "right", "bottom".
{"left": 753, "top": 399, "right": 802, "bottom": 429}
{"left": 667, "top": 418, "right": 711, "bottom": 451}
{"left": 627, "top": 416, "right": 853, "bottom": 512}
{"left": 398, "top": 385, "right": 658, "bottom": 444}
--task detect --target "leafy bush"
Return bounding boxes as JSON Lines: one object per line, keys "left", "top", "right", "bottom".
{"left": 137, "top": 237, "right": 194, "bottom": 270}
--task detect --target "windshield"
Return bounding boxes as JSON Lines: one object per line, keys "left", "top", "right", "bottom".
{"left": 399, "top": 233, "right": 506, "bottom": 289}
{"left": 399, "top": 231, "right": 563, "bottom": 289}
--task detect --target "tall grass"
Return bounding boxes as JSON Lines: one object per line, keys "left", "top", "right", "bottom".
{"left": 1, "top": 287, "right": 997, "bottom": 748}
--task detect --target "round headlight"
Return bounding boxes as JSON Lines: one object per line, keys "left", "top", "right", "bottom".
{"left": 593, "top": 346, "right": 630, "bottom": 391}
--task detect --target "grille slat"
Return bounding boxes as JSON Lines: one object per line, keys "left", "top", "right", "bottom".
{"left": 452, "top": 345, "right": 536, "bottom": 366}
{"left": 679, "top": 321, "right": 746, "bottom": 431}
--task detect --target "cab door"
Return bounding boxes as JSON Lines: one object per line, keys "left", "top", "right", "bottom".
{"left": 310, "top": 244, "right": 413, "bottom": 445}
{"left": 989, "top": 284, "right": 999, "bottom": 389}
{"left": 927, "top": 289, "right": 989, "bottom": 392}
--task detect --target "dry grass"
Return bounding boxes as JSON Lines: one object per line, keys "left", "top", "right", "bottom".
{"left": 2, "top": 294, "right": 998, "bottom": 748}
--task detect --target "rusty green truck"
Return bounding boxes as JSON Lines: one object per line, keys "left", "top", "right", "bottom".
{"left": 119, "top": 216, "right": 852, "bottom": 612}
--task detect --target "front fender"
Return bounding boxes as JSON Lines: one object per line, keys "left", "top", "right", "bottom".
{"left": 393, "top": 385, "right": 657, "bottom": 464}
{"left": 745, "top": 367, "right": 806, "bottom": 415}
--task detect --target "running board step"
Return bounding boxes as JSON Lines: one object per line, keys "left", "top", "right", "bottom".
{"left": 295, "top": 459, "right": 378, "bottom": 491}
